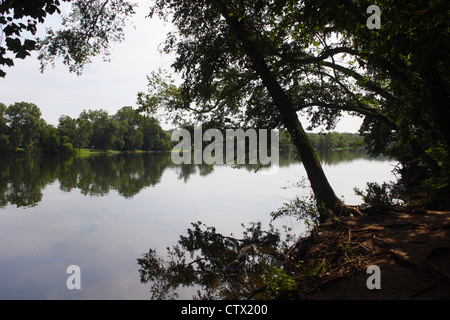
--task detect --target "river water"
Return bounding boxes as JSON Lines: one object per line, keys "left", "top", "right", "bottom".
{"left": 0, "top": 150, "right": 397, "bottom": 299}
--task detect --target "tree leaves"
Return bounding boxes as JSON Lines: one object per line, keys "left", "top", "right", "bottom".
{"left": 36, "top": 0, "right": 137, "bottom": 75}
{"left": 0, "top": 0, "right": 69, "bottom": 77}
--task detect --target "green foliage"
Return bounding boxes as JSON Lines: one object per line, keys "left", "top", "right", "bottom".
{"left": 260, "top": 264, "right": 297, "bottom": 299}
{"left": 2, "top": 0, "right": 447, "bottom": 209}
{"left": 137, "top": 69, "right": 183, "bottom": 123}
{"left": 75, "top": 110, "right": 93, "bottom": 148}
{"left": 8, "top": 126, "right": 23, "bottom": 151}
{"left": 270, "top": 178, "right": 322, "bottom": 228}
{"left": 5, "top": 102, "right": 42, "bottom": 152}
{"left": 0, "top": 152, "right": 174, "bottom": 208}
{"left": 354, "top": 182, "right": 402, "bottom": 207}
{"left": 279, "top": 131, "right": 363, "bottom": 153}
{"left": 0, "top": 0, "right": 69, "bottom": 77}
{"left": 77, "top": 107, "right": 171, "bottom": 152}
{"left": 0, "top": 103, "right": 9, "bottom": 151}
{"left": 0, "top": 101, "right": 172, "bottom": 154}
{"left": 271, "top": 194, "right": 321, "bottom": 228}
{"left": 115, "top": 106, "right": 143, "bottom": 151}
{"left": 146, "top": 0, "right": 448, "bottom": 207}
{"left": 40, "top": 122, "right": 61, "bottom": 154}
{"left": 0, "top": 103, "right": 7, "bottom": 132}
{"left": 37, "top": 0, "right": 136, "bottom": 75}
{"left": 0, "top": 134, "right": 9, "bottom": 151}
{"left": 59, "top": 140, "right": 74, "bottom": 154}
{"left": 137, "top": 220, "right": 292, "bottom": 300}
{"left": 57, "top": 115, "right": 78, "bottom": 144}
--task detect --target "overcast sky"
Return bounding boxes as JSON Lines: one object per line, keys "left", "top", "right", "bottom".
{"left": 0, "top": 0, "right": 362, "bottom": 132}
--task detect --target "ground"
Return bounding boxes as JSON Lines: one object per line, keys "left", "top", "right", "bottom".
{"left": 284, "top": 205, "right": 450, "bottom": 300}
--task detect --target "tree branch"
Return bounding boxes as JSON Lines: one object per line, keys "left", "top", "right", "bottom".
{"left": 320, "top": 61, "right": 398, "bottom": 101}
{"left": 85, "top": 0, "right": 110, "bottom": 43}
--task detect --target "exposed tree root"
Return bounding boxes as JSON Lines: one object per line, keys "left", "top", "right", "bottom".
{"left": 283, "top": 205, "right": 450, "bottom": 299}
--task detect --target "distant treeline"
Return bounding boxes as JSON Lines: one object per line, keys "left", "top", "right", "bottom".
{"left": 279, "top": 130, "right": 363, "bottom": 152}
{"left": 1, "top": 101, "right": 363, "bottom": 155}
{"left": 167, "top": 124, "right": 363, "bottom": 154}
{"left": 0, "top": 101, "right": 172, "bottom": 154}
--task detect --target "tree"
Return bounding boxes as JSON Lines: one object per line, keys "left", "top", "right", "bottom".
{"left": 146, "top": 0, "right": 448, "bottom": 210}
{"left": 5, "top": 102, "right": 42, "bottom": 151}
{"left": 145, "top": 0, "right": 365, "bottom": 220}
{"left": 59, "top": 135, "right": 74, "bottom": 153}
{"left": 81, "top": 109, "right": 118, "bottom": 150}
{"left": 297, "top": 0, "right": 449, "bottom": 203}
{"left": 11, "top": 0, "right": 447, "bottom": 211}
{"left": 0, "top": 0, "right": 70, "bottom": 77}
{"left": 0, "top": 103, "right": 9, "bottom": 151}
{"left": 141, "top": 116, "right": 171, "bottom": 152}
{"left": 114, "top": 106, "right": 144, "bottom": 151}
{"left": 37, "top": 0, "right": 137, "bottom": 75}
{"left": 75, "top": 110, "right": 93, "bottom": 149}
{"left": 8, "top": 126, "right": 22, "bottom": 152}
{"left": 113, "top": 117, "right": 128, "bottom": 150}
{"left": 57, "top": 115, "right": 77, "bottom": 144}
{"left": 39, "top": 121, "right": 61, "bottom": 154}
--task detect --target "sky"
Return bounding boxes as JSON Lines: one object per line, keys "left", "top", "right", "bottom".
{"left": 0, "top": 0, "right": 363, "bottom": 132}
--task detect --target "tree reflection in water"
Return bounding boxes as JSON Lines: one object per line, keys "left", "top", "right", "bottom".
{"left": 0, "top": 152, "right": 178, "bottom": 208}
{"left": 0, "top": 149, "right": 370, "bottom": 208}
{"left": 137, "top": 221, "right": 299, "bottom": 300}
{"left": 0, "top": 150, "right": 375, "bottom": 299}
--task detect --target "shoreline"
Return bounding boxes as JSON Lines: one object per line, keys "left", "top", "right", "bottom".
{"left": 283, "top": 205, "right": 450, "bottom": 300}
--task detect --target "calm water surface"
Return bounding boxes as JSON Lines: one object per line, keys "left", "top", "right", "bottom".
{"left": 0, "top": 151, "right": 397, "bottom": 299}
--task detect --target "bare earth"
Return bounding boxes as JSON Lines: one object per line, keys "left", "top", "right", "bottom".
{"left": 285, "top": 205, "right": 450, "bottom": 300}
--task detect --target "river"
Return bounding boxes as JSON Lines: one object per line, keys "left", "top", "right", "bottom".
{"left": 0, "top": 150, "right": 397, "bottom": 299}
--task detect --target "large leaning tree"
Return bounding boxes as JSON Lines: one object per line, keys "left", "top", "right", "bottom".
{"left": 2, "top": 0, "right": 448, "bottom": 217}
{"left": 141, "top": 0, "right": 449, "bottom": 215}
{"left": 139, "top": 0, "right": 365, "bottom": 221}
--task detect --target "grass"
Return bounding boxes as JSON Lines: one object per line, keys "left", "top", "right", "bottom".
{"left": 76, "top": 148, "right": 122, "bottom": 154}
{"left": 74, "top": 148, "right": 170, "bottom": 157}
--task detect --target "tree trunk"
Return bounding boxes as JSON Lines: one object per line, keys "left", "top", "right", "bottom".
{"left": 221, "top": 9, "right": 350, "bottom": 222}
{"left": 252, "top": 61, "right": 345, "bottom": 222}
{"left": 422, "top": 61, "right": 450, "bottom": 148}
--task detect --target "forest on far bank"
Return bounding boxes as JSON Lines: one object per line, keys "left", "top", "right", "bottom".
{"left": 0, "top": 101, "right": 173, "bottom": 154}
{"left": 0, "top": 101, "right": 363, "bottom": 155}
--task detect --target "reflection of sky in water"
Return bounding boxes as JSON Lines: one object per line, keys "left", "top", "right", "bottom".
{"left": 0, "top": 156, "right": 396, "bottom": 299}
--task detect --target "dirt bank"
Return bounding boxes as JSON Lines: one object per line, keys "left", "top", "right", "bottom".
{"left": 284, "top": 205, "right": 450, "bottom": 299}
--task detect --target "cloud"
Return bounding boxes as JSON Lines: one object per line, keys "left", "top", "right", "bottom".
{"left": 0, "top": 1, "right": 174, "bottom": 125}
{"left": 0, "top": 1, "right": 362, "bottom": 132}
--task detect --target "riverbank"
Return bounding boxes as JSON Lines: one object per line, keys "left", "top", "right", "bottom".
{"left": 74, "top": 148, "right": 171, "bottom": 157}
{"left": 284, "top": 205, "right": 450, "bottom": 299}
{"left": 1, "top": 148, "right": 170, "bottom": 156}
{"left": 76, "top": 148, "right": 123, "bottom": 155}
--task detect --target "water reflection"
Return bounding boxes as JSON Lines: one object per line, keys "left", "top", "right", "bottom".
{"left": 0, "top": 149, "right": 370, "bottom": 209}
{"left": 0, "top": 148, "right": 393, "bottom": 299}
{"left": 0, "top": 153, "right": 166, "bottom": 208}
{"left": 137, "top": 221, "right": 294, "bottom": 300}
